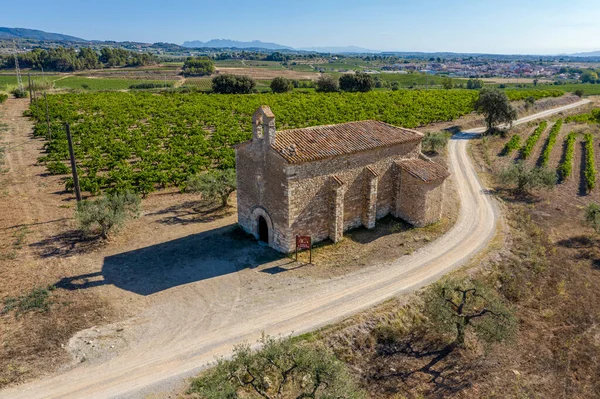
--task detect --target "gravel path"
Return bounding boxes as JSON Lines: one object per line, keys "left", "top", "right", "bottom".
{"left": 1, "top": 100, "right": 590, "bottom": 399}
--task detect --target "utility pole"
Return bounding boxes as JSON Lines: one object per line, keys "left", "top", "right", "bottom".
{"left": 13, "top": 39, "right": 24, "bottom": 94}
{"left": 44, "top": 92, "right": 51, "bottom": 139}
{"left": 28, "top": 72, "right": 32, "bottom": 104}
{"left": 65, "top": 123, "right": 82, "bottom": 202}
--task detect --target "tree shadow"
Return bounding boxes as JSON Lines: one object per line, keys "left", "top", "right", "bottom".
{"left": 29, "top": 229, "right": 105, "bottom": 258}
{"left": 52, "top": 224, "right": 287, "bottom": 296}
{"left": 556, "top": 235, "right": 595, "bottom": 248}
{"left": 369, "top": 331, "right": 472, "bottom": 397}
{"left": 493, "top": 187, "right": 543, "bottom": 205}
{"left": 146, "top": 200, "right": 234, "bottom": 225}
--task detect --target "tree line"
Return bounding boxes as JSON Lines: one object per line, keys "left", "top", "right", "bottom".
{"left": 0, "top": 47, "right": 158, "bottom": 72}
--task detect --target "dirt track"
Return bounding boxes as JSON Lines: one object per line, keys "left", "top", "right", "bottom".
{"left": 0, "top": 100, "right": 590, "bottom": 399}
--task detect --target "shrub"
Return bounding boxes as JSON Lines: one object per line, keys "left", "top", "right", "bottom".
{"left": 521, "top": 120, "right": 548, "bottom": 159}
{"left": 0, "top": 93, "right": 7, "bottom": 103}
{"left": 559, "top": 132, "right": 577, "bottom": 180}
{"left": 46, "top": 161, "right": 70, "bottom": 175}
{"left": 540, "top": 120, "right": 562, "bottom": 166}
{"left": 188, "top": 335, "right": 364, "bottom": 398}
{"left": 524, "top": 96, "right": 536, "bottom": 109}
{"left": 574, "top": 89, "right": 585, "bottom": 98}
{"left": 502, "top": 134, "right": 521, "bottom": 156}
{"left": 211, "top": 74, "right": 256, "bottom": 94}
{"left": 584, "top": 202, "right": 600, "bottom": 233}
{"left": 422, "top": 132, "right": 450, "bottom": 153}
{"left": 10, "top": 87, "right": 27, "bottom": 98}
{"left": 585, "top": 133, "right": 596, "bottom": 192}
{"left": 186, "top": 168, "right": 236, "bottom": 207}
{"left": 499, "top": 160, "right": 556, "bottom": 195}
{"left": 270, "top": 76, "right": 294, "bottom": 93}
{"left": 315, "top": 75, "right": 339, "bottom": 92}
{"left": 75, "top": 190, "right": 141, "bottom": 239}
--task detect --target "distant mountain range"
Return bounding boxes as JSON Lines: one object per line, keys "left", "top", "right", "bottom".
{"left": 569, "top": 50, "right": 600, "bottom": 57}
{"left": 182, "top": 39, "right": 293, "bottom": 50}
{"left": 0, "top": 27, "right": 85, "bottom": 42}
{"left": 298, "top": 46, "right": 378, "bottom": 54}
{"left": 181, "top": 39, "right": 378, "bottom": 53}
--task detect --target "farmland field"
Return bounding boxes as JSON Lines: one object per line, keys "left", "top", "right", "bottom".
{"left": 182, "top": 78, "right": 212, "bottom": 91}
{"left": 53, "top": 76, "right": 175, "bottom": 90}
{"left": 0, "top": 74, "right": 58, "bottom": 89}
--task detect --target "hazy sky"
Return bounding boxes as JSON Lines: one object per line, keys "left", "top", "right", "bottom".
{"left": 2, "top": 0, "right": 599, "bottom": 54}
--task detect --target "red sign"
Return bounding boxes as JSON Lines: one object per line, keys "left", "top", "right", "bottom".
{"left": 296, "top": 235, "right": 311, "bottom": 250}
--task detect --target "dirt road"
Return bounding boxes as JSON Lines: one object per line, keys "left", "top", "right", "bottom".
{"left": 1, "top": 100, "right": 590, "bottom": 399}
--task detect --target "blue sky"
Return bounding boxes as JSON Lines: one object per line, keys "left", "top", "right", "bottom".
{"left": 2, "top": 0, "right": 599, "bottom": 54}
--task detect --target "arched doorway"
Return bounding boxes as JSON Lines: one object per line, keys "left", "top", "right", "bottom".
{"left": 258, "top": 216, "right": 269, "bottom": 243}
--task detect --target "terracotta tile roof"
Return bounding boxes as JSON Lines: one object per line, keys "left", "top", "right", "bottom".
{"left": 272, "top": 120, "right": 423, "bottom": 163}
{"left": 396, "top": 159, "right": 450, "bottom": 183}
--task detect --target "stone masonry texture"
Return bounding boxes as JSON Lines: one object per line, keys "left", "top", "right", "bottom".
{"left": 235, "top": 106, "right": 449, "bottom": 253}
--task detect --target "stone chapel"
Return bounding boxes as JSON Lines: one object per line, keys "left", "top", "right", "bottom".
{"left": 234, "top": 106, "right": 450, "bottom": 253}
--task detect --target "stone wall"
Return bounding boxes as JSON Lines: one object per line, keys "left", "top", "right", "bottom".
{"left": 394, "top": 170, "right": 446, "bottom": 227}
{"left": 286, "top": 141, "right": 422, "bottom": 247}
{"left": 236, "top": 138, "right": 290, "bottom": 252}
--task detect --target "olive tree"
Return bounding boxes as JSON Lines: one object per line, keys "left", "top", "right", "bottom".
{"left": 186, "top": 168, "right": 237, "bottom": 207}
{"left": 315, "top": 75, "right": 339, "bottom": 92}
{"left": 339, "top": 72, "right": 374, "bottom": 92}
{"left": 498, "top": 161, "right": 556, "bottom": 195}
{"left": 584, "top": 202, "right": 600, "bottom": 233}
{"left": 76, "top": 190, "right": 141, "bottom": 239}
{"left": 424, "top": 277, "right": 516, "bottom": 348}
{"left": 474, "top": 87, "right": 518, "bottom": 132}
{"left": 270, "top": 77, "right": 294, "bottom": 93}
{"left": 441, "top": 76, "right": 453, "bottom": 90}
{"left": 422, "top": 132, "right": 450, "bottom": 153}
{"left": 188, "top": 335, "right": 364, "bottom": 399}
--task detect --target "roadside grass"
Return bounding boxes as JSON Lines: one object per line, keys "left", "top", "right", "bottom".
{"left": 2, "top": 286, "right": 55, "bottom": 315}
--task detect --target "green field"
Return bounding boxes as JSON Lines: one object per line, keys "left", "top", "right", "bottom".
{"left": 183, "top": 78, "right": 212, "bottom": 91}
{"left": 495, "top": 82, "right": 600, "bottom": 96}
{"left": 53, "top": 76, "right": 176, "bottom": 90}
{"left": 0, "top": 75, "right": 58, "bottom": 89}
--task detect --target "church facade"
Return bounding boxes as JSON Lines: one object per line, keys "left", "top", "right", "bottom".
{"left": 235, "top": 106, "right": 450, "bottom": 253}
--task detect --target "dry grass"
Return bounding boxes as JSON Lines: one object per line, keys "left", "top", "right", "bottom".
{"left": 0, "top": 289, "right": 114, "bottom": 388}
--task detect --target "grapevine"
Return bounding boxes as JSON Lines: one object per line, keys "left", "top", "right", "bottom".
{"left": 520, "top": 121, "right": 547, "bottom": 160}
{"left": 558, "top": 132, "right": 577, "bottom": 181}
{"left": 502, "top": 135, "right": 521, "bottom": 156}
{"left": 540, "top": 120, "right": 562, "bottom": 167}
{"left": 585, "top": 133, "right": 596, "bottom": 192}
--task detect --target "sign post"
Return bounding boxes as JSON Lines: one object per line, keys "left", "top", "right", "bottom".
{"left": 295, "top": 235, "right": 312, "bottom": 264}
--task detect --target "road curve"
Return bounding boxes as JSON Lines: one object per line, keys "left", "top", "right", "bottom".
{"left": 2, "top": 100, "right": 590, "bottom": 399}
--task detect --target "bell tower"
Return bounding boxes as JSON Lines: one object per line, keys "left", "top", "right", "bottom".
{"left": 252, "top": 105, "right": 276, "bottom": 145}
